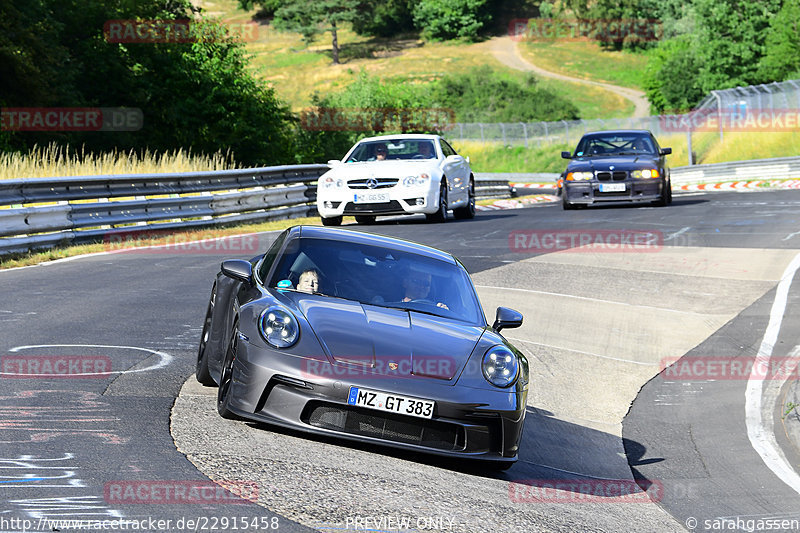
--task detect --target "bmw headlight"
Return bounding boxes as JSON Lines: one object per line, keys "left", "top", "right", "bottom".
{"left": 482, "top": 345, "right": 519, "bottom": 388}
{"left": 258, "top": 306, "right": 299, "bottom": 348}
{"left": 631, "top": 169, "right": 659, "bottom": 179}
{"left": 321, "top": 176, "right": 344, "bottom": 189}
{"left": 402, "top": 173, "right": 430, "bottom": 187}
{"left": 566, "top": 171, "right": 593, "bottom": 181}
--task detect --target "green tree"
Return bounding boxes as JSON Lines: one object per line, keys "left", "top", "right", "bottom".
{"left": 758, "top": 0, "right": 800, "bottom": 81}
{"left": 691, "top": 0, "right": 782, "bottom": 90}
{"left": 351, "top": 0, "right": 417, "bottom": 37}
{"left": 642, "top": 37, "right": 704, "bottom": 112}
{"left": 0, "top": 0, "right": 299, "bottom": 165}
{"left": 273, "top": 0, "right": 359, "bottom": 64}
{"left": 413, "top": 0, "right": 491, "bottom": 41}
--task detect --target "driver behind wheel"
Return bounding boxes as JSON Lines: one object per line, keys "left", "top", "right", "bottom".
{"left": 401, "top": 267, "right": 448, "bottom": 309}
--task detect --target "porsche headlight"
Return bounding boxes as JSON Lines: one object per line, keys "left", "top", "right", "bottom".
{"left": 632, "top": 169, "right": 659, "bottom": 179}
{"left": 258, "top": 306, "right": 299, "bottom": 348}
{"left": 482, "top": 345, "right": 519, "bottom": 388}
{"left": 321, "top": 176, "right": 344, "bottom": 189}
{"left": 402, "top": 173, "right": 430, "bottom": 187}
{"left": 566, "top": 171, "right": 593, "bottom": 181}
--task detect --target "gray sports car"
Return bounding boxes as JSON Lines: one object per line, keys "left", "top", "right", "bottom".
{"left": 196, "top": 226, "right": 528, "bottom": 468}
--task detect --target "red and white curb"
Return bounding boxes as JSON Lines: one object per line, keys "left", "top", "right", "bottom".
{"left": 477, "top": 195, "right": 559, "bottom": 211}
{"left": 678, "top": 180, "right": 800, "bottom": 191}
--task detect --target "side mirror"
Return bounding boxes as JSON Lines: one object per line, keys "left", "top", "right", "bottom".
{"left": 561, "top": 151, "right": 572, "bottom": 159}
{"left": 327, "top": 159, "right": 341, "bottom": 166}
{"left": 221, "top": 259, "right": 253, "bottom": 285}
{"left": 465, "top": 155, "right": 470, "bottom": 164}
{"left": 492, "top": 307, "right": 523, "bottom": 333}
{"left": 659, "top": 148, "right": 672, "bottom": 156}
{"left": 445, "top": 154, "right": 464, "bottom": 164}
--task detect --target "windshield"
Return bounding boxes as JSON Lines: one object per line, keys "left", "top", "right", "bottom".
{"left": 267, "top": 237, "right": 484, "bottom": 325}
{"left": 345, "top": 139, "right": 437, "bottom": 162}
{"left": 574, "top": 133, "right": 656, "bottom": 157}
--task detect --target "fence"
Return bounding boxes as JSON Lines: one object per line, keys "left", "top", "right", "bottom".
{"left": 447, "top": 79, "right": 800, "bottom": 163}
{"left": 0, "top": 167, "right": 512, "bottom": 255}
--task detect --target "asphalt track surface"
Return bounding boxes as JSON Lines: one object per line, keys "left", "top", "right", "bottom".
{"left": 2, "top": 189, "right": 800, "bottom": 532}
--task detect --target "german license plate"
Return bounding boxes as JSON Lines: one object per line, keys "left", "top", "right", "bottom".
{"left": 599, "top": 183, "right": 626, "bottom": 193}
{"left": 347, "top": 387, "right": 434, "bottom": 419}
{"left": 354, "top": 192, "right": 390, "bottom": 203}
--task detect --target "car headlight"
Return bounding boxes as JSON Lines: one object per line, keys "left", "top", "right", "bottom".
{"left": 566, "top": 171, "right": 593, "bottom": 181}
{"left": 258, "top": 306, "right": 299, "bottom": 348}
{"left": 482, "top": 345, "right": 519, "bottom": 388}
{"left": 321, "top": 176, "right": 344, "bottom": 189}
{"left": 631, "top": 169, "right": 659, "bottom": 179}
{"left": 402, "top": 173, "right": 430, "bottom": 187}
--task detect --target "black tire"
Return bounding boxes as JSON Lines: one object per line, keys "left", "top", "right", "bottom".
{"left": 654, "top": 180, "right": 672, "bottom": 207}
{"left": 355, "top": 215, "right": 376, "bottom": 225}
{"left": 562, "top": 192, "right": 575, "bottom": 210}
{"left": 217, "top": 318, "right": 241, "bottom": 420}
{"left": 453, "top": 178, "right": 476, "bottom": 220}
{"left": 426, "top": 181, "right": 448, "bottom": 223}
{"left": 195, "top": 286, "right": 216, "bottom": 386}
{"left": 321, "top": 215, "right": 342, "bottom": 226}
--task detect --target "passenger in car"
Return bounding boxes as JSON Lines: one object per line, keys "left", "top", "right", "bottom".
{"left": 401, "top": 269, "right": 448, "bottom": 310}
{"left": 297, "top": 269, "right": 320, "bottom": 294}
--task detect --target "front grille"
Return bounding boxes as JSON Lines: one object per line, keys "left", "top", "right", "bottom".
{"left": 304, "top": 402, "right": 465, "bottom": 451}
{"left": 343, "top": 200, "right": 402, "bottom": 214}
{"left": 348, "top": 178, "right": 399, "bottom": 189}
{"left": 596, "top": 171, "right": 628, "bottom": 181}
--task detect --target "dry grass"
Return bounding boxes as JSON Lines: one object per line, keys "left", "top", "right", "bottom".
{"left": 0, "top": 144, "right": 238, "bottom": 180}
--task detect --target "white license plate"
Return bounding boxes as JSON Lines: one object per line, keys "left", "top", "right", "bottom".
{"left": 599, "top": 183, "right": 626, "bottom": 192}
{"left": 354, "top": 192, "right": 390, "bottom": 203}
{"left": 347, "top": 387, "right": 434, "bottom": 419}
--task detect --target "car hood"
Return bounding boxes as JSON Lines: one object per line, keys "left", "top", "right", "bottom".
{"left": 326, "top": 161, "right": 440, "bottom": 179}
{"left": 289, "top": 294, "right": 483, "bottom": 381}
{"left": 567, "top": 155, "right": 660, "bottom": 172}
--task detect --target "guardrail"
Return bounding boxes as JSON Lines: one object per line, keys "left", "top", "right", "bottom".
{"left": 0, "top": 167, "right": 512, "bottom": 255}
{"left": 670, "top": 156, "right": 800, "bottom": 185}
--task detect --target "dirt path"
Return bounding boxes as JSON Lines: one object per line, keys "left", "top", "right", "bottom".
{"left": 490, "top": 36, "right": 650, "bottom": 118}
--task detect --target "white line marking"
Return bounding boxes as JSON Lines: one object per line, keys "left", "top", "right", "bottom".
{"left": 4, "top": 344, "right": 173, "bottom": 377}
{"left": 664, "top": 226, "right": 691, "bottom": 242}
{"left": 783, "top": 231, "right": 800, "bottom": 241}
{"left": 745, "top": 252, "right": 800, "bottom": 495}
{"left": 474, "top": 284, "right": 710, "bottom": 316}
{"left": 504, "top": 336, "right": 658, "bottom": 366}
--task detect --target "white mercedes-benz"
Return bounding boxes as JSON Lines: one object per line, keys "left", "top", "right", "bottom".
{"left": 316, "top": 134, "right": 475, "bottom": 225}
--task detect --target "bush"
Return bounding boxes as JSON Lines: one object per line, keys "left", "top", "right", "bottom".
{"left": 431, "top": 66, "right": 580, "bottom": 122}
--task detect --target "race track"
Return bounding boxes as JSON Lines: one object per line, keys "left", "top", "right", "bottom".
{"left": 2, "top": 189, "right": 800, "bottom": 532}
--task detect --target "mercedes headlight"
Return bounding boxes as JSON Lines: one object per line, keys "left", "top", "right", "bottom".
{"left": 402, "top": 173, "right": 430, "bottom": 187}
{"left": 566, "top": 171, "right": 593, "bottom": 181}
{"left": 258, "top": 306, "right": 299, "bottom": 348}
{"left": 631, "top": 169, "right": 659, "bottom": 179}
{"left": 482, "top": 345, "right": 519, "bottom": 388}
